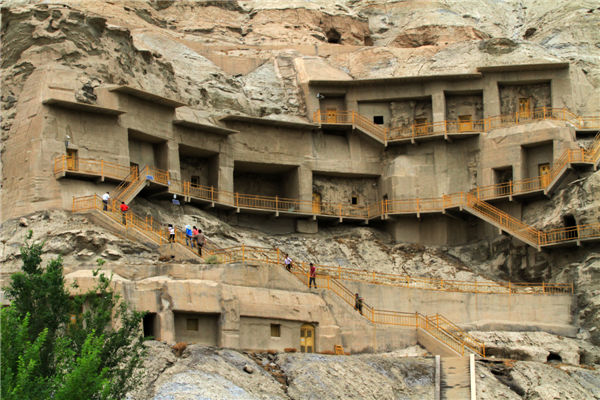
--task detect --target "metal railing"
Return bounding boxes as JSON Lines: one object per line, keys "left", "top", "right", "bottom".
{"left": 313, "top": 107, "right": 600, "bottom": 144}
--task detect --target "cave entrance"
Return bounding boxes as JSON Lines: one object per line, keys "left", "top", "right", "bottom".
{"left": 563, "top": 214, "right": 578, "bottom": 239}
{"left": 326, "top": 29, "right": 341, "bottom": 44}
{"left": 493, "top": 166, "right": 513, "bottom": 197}
{"left": 143, "top": 312, "right": 157, "bottom": 339}
{"left": 547, "top": 352, "right": 562, "bottom": 363}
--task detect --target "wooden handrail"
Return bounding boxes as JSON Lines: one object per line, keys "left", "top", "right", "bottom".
{"left": 69, "top": 197, "right": 575, "bottom": 297}
{"left": 313, "top": 107, "right": 600, "bottom": 143}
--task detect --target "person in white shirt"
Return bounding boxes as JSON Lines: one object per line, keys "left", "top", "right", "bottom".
{"left": 284, "top": 254, "right": 293, "bottom": 272}
{"left": 102, "top": 192, "right": 110, "bottom": 211}
{"left": 168, "top": 224, "right": 175, "bottom": 243}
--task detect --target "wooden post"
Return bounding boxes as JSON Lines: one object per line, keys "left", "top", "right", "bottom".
{"left": 242, "top": 244, "right": 245, "bottom": 263}
{"left": 275, "top": 195, "right": 278, "bottom": 211}
{"left": 211, "top": 186, "right": 214, "bottom": 202}
{"left": 235, "top": 192, "right": 239, "bottom": 207}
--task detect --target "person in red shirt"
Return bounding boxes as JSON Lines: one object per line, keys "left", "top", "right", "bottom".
{"left": 309, "top": 263, "right": 317, "bottom": 289}
{"left": 120, "top": 201, "right": 129, "bottom": 225}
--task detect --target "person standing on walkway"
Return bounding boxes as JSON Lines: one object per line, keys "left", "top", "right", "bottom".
{"left": 168, "top": 224, "right": 175, "bottom": 243}
{"left": 354, "top": 293, "right": 363, "bottom": 315}
{"left": 120, "top": 201, "right": 128, "bottom": 225}
{"left": 185, "top": 224, "right": 194, "bottom": 247}
{"left": 284, "top": 254, "right": 293, "bottom": 272}
{"left": 309, "top": 263, "right": 317, "bottom": 288}
{"left": 102, "top": 192, "right": 110, "bottom": 211}
{"left": 196, "top": 229, "right": 206, "bottom": 256}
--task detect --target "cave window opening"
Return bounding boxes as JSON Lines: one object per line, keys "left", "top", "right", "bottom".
{"left": 326, "top": 29, "right": 341, "bottom": 44}
{"left": 373, "top": 115, "right": 384, "bottom": 125}
{"left": 563, "top": 214, "right": 578, "bottom": 239}
{"left": 547, "top": 352, "right": 562, "bottom": 363}
{"left": 351, "top": 196, "right": 358, "bottom": 205}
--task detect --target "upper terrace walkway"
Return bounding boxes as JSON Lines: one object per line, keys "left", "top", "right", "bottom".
{"left": 57, "top": 132, "right": 600, "bottom": 249}
{"left": 313, "top": 107, "right": 600, "bottom": 145}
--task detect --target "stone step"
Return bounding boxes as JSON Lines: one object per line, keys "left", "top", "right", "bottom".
{"left": 441, "top": 356, "right": 470, "bottom": 400}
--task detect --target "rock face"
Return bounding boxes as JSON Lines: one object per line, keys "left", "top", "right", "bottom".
{"left": 477, "top": 359, "right": 600, "bottom": 400}
{"left": 469, "top": 331, "right": 600, "bottom": 365}
{"left": 130, "top": 342, "right": 434, "bottom": 400}
{"left": 2, "top": 0, "right": 600, "bottom": 140}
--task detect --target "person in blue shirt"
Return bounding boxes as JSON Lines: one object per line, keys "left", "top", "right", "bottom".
{"left": 185, "top": 224, "right": 194, "bottom": 247}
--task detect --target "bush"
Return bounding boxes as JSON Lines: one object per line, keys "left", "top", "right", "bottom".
{"left": 1, "top": 231, "right": 145, "bottom": 400}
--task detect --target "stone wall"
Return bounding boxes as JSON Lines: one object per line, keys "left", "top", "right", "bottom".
{"left": 445, "top": 93, "right": 484, "bottom": 121}
{"left": 173, "top": 312, "right": 220, "bottom": 345}
{"left": 499, "top": 82, "right": 552, "bottom": 115}
{"left": 312, "top": 175, "right": 379, "bottom": 206}
{"left": 390, "top": 98, "right": 433, "bottom": 130}
{"left": 180, "top": 155, "right": 212, "bottom": 186}
{"left": 234, "top": 171, "right": 284, "bottom": 198}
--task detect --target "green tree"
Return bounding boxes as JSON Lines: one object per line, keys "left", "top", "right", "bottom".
{"left": 1, "top": 231, "right": 146, "bottom": 400}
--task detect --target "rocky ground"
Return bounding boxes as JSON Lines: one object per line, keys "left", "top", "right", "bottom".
{"left": 129, "top": 341, "right": 434, "bottom": 400}
{"left": 128, "top": 341, "right": 600, "bottom": 399}
{"left": 477, "top": 358, "right": 600, "bottom": 400}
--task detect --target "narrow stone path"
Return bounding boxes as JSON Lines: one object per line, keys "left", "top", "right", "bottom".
{"left": 441, "top": 356, "right": 470, "bottom": 399}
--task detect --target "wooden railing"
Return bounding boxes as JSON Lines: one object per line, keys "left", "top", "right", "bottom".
{"left": 53, "top": 155, "right": 133, "bottom": 181}
{"left": 72, "top": 200, "right": 582, "bottom": 356}
{"left": 204, "top": 246, "right": 485, "bottom": 356}
{"left": 68, "top": 199, "right": 577, "bottom": 297}
{"left": 71, "top": 196, "right": 486, "bottom": 355}
{"left": 72, "top": 194, "right": 218, "bottom": 257}
{"left": 59, "top": 132, "right": 600, "bottom": 248}
{"left": 312, "top": 110, "right": 387, "bottom": 143}
{"left": 313, "top": 107, "right": 600, "bottom": 143}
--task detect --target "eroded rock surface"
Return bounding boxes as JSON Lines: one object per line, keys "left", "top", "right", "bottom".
{"left": 130, "top": 342, "right": 434, "bottom": 400}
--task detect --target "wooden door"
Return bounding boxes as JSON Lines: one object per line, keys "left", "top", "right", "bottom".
{"left": 130, "top": 162, "right": 139, "bottom": 177}
{"left": 300, "top": 324, "right": 315, "bottom": 353}
{"left": 458, "top": 115, "right": 473, "bottom": 132}
{"left": 326, "top": 108, "right": 337, "bottom": 123}
{"left": 519, "top": 98, "right": 531, "bottom": 119}
{"left": 312, "top": 192, "right": 322, "bottom": 214}
{"left": 539, "top": 163, "right": 550, "bottom": 187}
{"left": 66, "top": 149, "right": 78, "bottom": 170}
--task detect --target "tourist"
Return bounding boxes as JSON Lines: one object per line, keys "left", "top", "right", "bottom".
{"left": 168, "top": 224, "right": 175, "bottom": 243}
{"left": 309, "top": 263, "right": 317, "bottom": 288}
{"left": 284, "top": 253, "right": 293, "bottom": 272}
{"left": 185, "top": 224, "right": 194, "bottom": 247}
{"left": 102, "top": 191, "right": 110, "bottom": 211}
{"left": 196, "top": 229, "right": 206, "bottom": 256}
{"left": 354, "top": 293, "right": 363, "bottom": 315}
{"left": 120, "top": 201, "right": 128, "bottom": 225}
